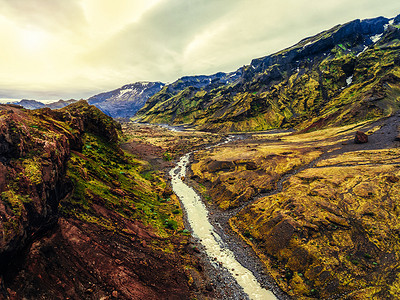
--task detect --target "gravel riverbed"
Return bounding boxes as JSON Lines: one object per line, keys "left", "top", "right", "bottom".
{"left": 170, "top": 135, "right": 289, "bottom": 300}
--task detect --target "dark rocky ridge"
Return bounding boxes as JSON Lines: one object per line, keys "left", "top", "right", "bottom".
{"left": 246, "top": 17, "right": 391, "bottom": 85}
{"left": 394, "top": 14, "right": 400, "bottom": 25}
{"left": 136, "top": 71, "right": 242, "bottom": 115}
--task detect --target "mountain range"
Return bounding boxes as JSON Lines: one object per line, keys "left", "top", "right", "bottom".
{"left": 9, "top": 82, "right": 164, "bottom": 119}
{"left": 9, "top": 99, "right": 78, "bottom": 110}
{"left": 13, "top": 14, "right": 400, "bottom": 131}
{"left": 134, "top": 14, "right": 400, "bottom": 132}
{"left": 12, "top": 14, "right": 400, "bottom": 133}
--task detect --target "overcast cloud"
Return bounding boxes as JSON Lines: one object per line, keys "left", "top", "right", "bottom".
{"left": 0, "top": 0, "right": 399, "bottom": 100}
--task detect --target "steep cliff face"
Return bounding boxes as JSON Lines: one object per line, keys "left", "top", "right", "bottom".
{"left": 0, "top": 101, "right": 121, "bottom": 264}
{"left": 135, "top": 14, "right": 400, "bottom": 132}
{"left": 0, "top": 102, "right": 197, "bottom": 299}
{"left": 0, "top": 104, "right": 73, "bottom": 266}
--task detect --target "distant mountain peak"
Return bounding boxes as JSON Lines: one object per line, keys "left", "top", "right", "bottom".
{"left": 9, "top": 99, "right": 77, "bottom": 110}
{"left": 87, "top": 81, "right": 165, "bottom": 118}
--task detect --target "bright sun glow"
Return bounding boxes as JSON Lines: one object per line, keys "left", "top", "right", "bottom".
{"left": 19, "top": 28, "right": 47, "bottom": 52}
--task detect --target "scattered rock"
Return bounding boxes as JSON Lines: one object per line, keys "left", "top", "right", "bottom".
{"left": 111, "top": 188, "right": 125, "bottom": 197}
{"left": 207, "top": 160, "right": 235, "bottom": 173}
{"left": 354, "top": 131, "right": 368, "bottom": 144}
{"left": 245, "top": 161, "right": 257, "bottom": 170}
{"left": 111, "top": 180, "right": 121, "bottom": 187}
{"left": 112, "top": 290, "right": 118, "bottom": 298}
{"left": 162, "top": 187, "right": 173, "bottom": 197}
{"left": 386, "top": 175, "right": 399, "bottom": 183}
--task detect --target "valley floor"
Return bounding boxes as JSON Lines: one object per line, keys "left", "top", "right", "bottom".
{"left": 121, "top": 113, "right": 400, "bottom": 299}
{"left": 7, "top": 114, "right": 398, "bottom": 299}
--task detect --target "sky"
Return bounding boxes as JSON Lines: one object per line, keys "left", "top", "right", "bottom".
{"left": 0, "top": 0, "right": 399, "bottom": 101}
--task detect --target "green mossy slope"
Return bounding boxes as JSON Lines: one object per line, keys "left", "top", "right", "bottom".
{"left": 135, "top": 18, "right": 400, "bottom": 133}
{"left": 0, "top": 102, "right": 196, "bottom": 299}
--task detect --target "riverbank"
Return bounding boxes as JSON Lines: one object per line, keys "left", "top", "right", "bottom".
{"left": 170, "top": 154, "right": 278, "bottom": 300}
{"left": 184, "top": 144, "right": 291, "bottom": 300}
{"left": 121, "top": 122, "right": 287, "bottom": 299}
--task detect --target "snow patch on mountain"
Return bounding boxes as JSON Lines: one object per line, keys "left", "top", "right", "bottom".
{"left": 370, "top": 33, "right": 383, "bottom": 43}
{"left": 346, "top": 75, "right": 353, "bottom": 86}
{"left": 357, "top": 46, "right": 368, "bottom": 57}
{"left": 302, "top": 41, "right": 313, "bottom": 49}
{"left": 118, "top": 88, "right": 133, "bottom": 97}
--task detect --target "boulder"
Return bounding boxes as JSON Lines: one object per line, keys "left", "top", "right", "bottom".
{"left": 354, "top": 131, "right": 368, "bottom": 144}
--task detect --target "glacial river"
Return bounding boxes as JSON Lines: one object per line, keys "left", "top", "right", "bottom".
{"left": 170, "top": 153, "right": 277, "bottom": 300}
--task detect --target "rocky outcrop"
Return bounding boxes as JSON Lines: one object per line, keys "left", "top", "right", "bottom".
{"left": 354, "top": 130, "right": 369, "bottom": 143}
{"left": 59, "top": 100, "right": 122, "bottom": 144}
{"left": 0, "top": 101, "right": 120, "bottom": 266}
{"left": 0, "top": 105, "right": 73, "bottom": 267}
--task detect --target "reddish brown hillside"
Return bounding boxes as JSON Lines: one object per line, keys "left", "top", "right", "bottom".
{"left": 0, "top": 102, "right": 198, "bottom": 299}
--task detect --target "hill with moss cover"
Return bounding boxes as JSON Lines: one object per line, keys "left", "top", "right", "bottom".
{"left": 0, "top": 101, "right": 215, "bottom": 299}
{"left": 134, "top": 14, "right": 400, "bottom": 132}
